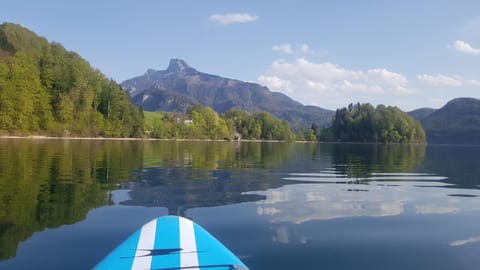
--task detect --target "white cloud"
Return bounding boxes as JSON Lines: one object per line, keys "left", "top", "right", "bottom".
{"left": 257, "top": 75, "right": 292, "bottom": 93}
{"left": 452, "top": 40, "right": 480, "bottom": 55}
{"left": 367, "top": 69, "right": 410, "bottom": 93}
{"left": 258, "top": 58, "right": 412, "bottom": 109}
{"left": 271, "top": 43, "right": 318, "bottom": 55}
{"left": 417, "top": 74, "right": 480, "bottom": 88}
{"left": 417, "top": 74, "right": 463, "bottom": 87}
{"left": 272, "top": 44, "right": 293, "bottom": 54}
{"left": 208, "top": 13, "right": 258, "bottom": 25}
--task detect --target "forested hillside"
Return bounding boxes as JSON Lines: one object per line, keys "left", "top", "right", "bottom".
{"left": 0, "top": 23, "right": 143, "bottom": 137}
{"left": 420, "top": 98, "right": 480, "bottom": 144}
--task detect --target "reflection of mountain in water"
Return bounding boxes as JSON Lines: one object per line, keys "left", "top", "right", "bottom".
{"left": 119, "top": 141, "right": 300, "bottom": 215}
{"left": 120, "top": 168, "right": 290, "bottom": 216}
{"left": 423, "top": 145, "right": 480, "bottom": 189}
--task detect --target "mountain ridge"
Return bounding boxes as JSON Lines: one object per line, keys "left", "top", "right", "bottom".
{"left": 411, "top": 97, "right": 480, "bottom": 144}
{"left": 121, "top": 59, "right": 334, "bottom": 129}
{"left": 408, "top": 107, "right": 436, "bottom": 121}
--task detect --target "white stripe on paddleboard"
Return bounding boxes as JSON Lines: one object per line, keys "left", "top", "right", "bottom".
{"left": 131, "top": 219, "right": 157, "bottom": 270}
{"left": 179, "top": 217, "right": 199, "bottom": 269}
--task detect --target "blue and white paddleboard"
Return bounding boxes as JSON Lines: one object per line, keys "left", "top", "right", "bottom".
{"left": 94, "top": 216, "right": 249, "bottom": 270}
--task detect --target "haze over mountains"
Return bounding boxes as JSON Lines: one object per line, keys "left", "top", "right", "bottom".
{"left": 121, "top": 59, "right": 334, "bottom": 129}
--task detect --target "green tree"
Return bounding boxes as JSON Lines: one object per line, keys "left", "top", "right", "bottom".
{"left": 331, "top": 103, "right": 426, "bottom": 143}
{"left": 189, "top": 105, "right": 230, "bottom": 139}
{"left": 223, "top": 109, "right": 295, "bottom": 141}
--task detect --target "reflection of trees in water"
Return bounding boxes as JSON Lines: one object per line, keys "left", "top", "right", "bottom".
{"left": 141, "top": 141, "right": 294, "bottom": 170}
{"left": 0, "top": 139, "right": 143, "bottom": 260}
{"left": 253, "top": 143, "right": 480, "bottom": 230}
{"left": 4, "top": 141, "right": 460, "bottom": 261}
{"left": 0, "top": 140, "right": 296, "bottom": 260}
{"left": 328, "top": 143, "right": 426, "bottom": 178}
{"left": 423, "top": 145, "right": 480, "bottom": 189}
{"left": 326, "top": 143, "right": 480, "bottom": 189}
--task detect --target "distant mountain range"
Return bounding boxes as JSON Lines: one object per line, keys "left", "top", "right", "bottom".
{"left": 409, "top": 97, "right": 480, "bottom": 144}
{"left": 407, "top": 108, "right": 436, "bottom": 121}
{"left": 121, "top": 59, "right": 480, "bottom": 144}
{"left": 121, "top": 59, "right": 334, "bottom": 129}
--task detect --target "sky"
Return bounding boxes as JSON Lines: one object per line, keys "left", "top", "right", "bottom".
{"left": 1, "top": 0, "right": 479, "bottom": 111}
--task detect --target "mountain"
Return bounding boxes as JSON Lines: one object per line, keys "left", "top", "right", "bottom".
{"left": 420, "top": 97, "right": 480, "bottom": 144}
{"left": 121, "top": 59, "right": 334, "bottom": 128}
{"left": 408, "top": 107, "right": 436, "bottom": 121}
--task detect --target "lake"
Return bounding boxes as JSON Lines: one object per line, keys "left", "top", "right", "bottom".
{"left": 0, "top": 139, "right": 480, "bottom": 269}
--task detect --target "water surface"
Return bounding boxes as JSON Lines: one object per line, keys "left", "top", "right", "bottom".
{"left": 0, "top": 140, "right": 479, "bottom": 269}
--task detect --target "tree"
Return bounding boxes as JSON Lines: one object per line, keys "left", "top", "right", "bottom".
{"left": 189, "top": 105, "right": 230, "bottom": 139}
{"left": 223, "top": 109, "right": 295, "bottom": 141}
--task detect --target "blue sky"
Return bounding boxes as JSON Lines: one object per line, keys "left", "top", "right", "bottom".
{"left": 1, "top": 0, "right": 479, "bottom": 110}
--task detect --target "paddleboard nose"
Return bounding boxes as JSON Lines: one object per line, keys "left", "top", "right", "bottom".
{"left": 94, "top": 216, "right": 249, "bottom": 270}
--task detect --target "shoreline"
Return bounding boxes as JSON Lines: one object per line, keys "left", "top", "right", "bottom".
{"left": 0, "top": 136, "right": 438, "bottom": 145}
{"left": 0, "top": 135, "right": 303, "bottom": 143}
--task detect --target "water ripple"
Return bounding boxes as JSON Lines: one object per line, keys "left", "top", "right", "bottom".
{"left": 285, "top": 171, "right": 449, "bottom": 185}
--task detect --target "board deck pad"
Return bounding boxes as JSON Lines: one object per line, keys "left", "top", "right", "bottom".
{"left": 94, "top": 216, "right": 249, "bottom": 270}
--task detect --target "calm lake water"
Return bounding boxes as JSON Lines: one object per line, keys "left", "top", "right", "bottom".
{"left": 1, "top": 139, "right": 480, "bottom": 269}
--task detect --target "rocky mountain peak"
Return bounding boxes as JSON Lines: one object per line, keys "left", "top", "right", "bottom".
{"left": 145, "top": 68, "right": 157, "bottom": 75}
{"left": 166, "top": 58, "right": 195, "bottom": 73}
{"left": 122, "top": 58, "right": 334, "bottom": 129}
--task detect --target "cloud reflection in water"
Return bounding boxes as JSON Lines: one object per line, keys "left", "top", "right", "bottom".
{"left": 249, "top": 172, "right": 480, "bottom": 224}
